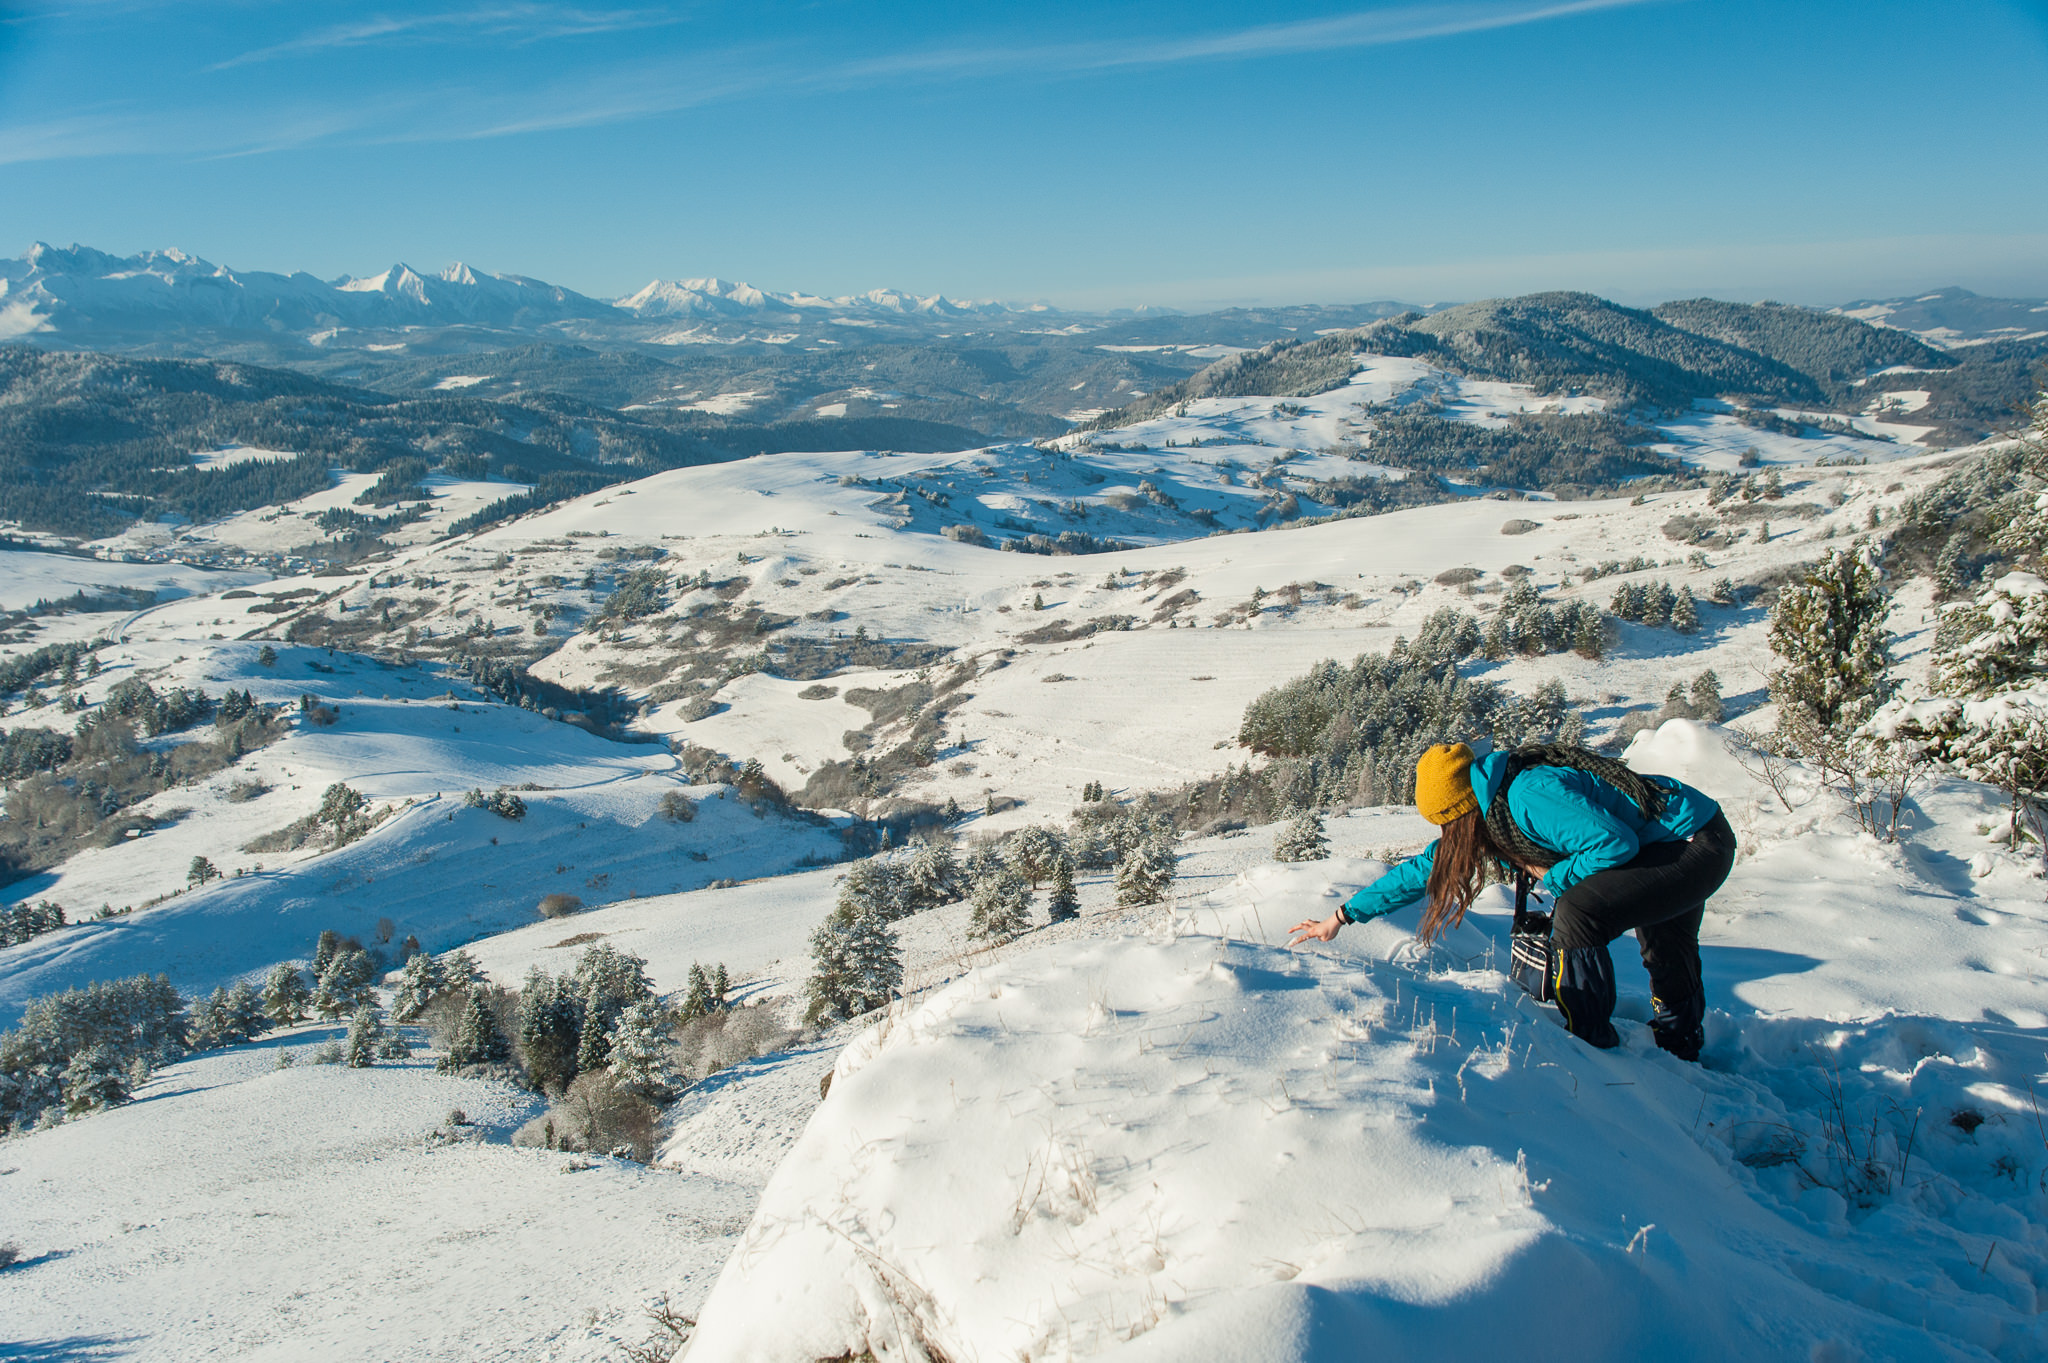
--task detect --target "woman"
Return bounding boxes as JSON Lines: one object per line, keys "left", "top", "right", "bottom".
{"left": 1288, "top": 742, "right": 1735, "bottom": 1061}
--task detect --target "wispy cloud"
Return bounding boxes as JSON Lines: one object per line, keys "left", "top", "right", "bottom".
{"left": 211, "top": 4, "right": 684, "bottom": 70}
{"left": 0, "top": 0, "right": 1672, "bottom": 164}
{"left": 836, "top": 0, "right": 1665, "bottom": 83}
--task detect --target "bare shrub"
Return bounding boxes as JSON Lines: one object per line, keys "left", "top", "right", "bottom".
{"left": 1434, "top": 567, "right": 1482, "bottom": 586}
{"left": 554, "top": 1070, "right": 658, "bottom": 1162}
{"left": 671, "top": 1002, "right": 795, "bottom": 1083}
{"left": 538, "top": 893, "right": 583, "bottom": 919}
{"left": 0, "top": 1242, "right": 23, "bottom": 1269}
{"left": 657, "top": 791, "right": 695, "bottom": 823}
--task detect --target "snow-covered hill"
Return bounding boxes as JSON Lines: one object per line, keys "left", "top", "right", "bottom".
{"left": 3, "top": 381, "right": 2046, "bottom": 1361}
{"left": 692, "top": 721, "right": 2048, "bottom": 1362}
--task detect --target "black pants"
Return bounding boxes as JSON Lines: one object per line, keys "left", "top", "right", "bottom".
{"left": 1547, "top": 812, "right": 1736, "bottom": 1061}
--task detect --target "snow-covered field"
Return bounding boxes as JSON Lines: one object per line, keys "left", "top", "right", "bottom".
{"left": 3, "top": 385, "right": 2045, "bottom": 1361}
{"left": 0, "top": 548, "right": 270, "bottom": 612}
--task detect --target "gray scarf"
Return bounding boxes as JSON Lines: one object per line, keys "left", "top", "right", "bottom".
{"left": 1482, "top": 744, "right": 1669, "bottom": 871}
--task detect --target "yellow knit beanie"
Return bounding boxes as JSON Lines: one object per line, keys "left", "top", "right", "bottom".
{"left": 1414, "top": 743, "right": 1479, "bottom": 825}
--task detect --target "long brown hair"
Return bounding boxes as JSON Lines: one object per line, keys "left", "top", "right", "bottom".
{"left": 1433, "top": 806, "right": 1540, "bottom": 945}
{"left": 1419, "top": 809, "right": 1516, "bottom": 943}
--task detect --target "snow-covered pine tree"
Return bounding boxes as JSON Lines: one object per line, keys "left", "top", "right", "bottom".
{"left": 1930, "top": 572, "right": 2048, "bottom": 699}
{"left": 837, "top": 858, "right": 907, "bottom": 921}
{"left": 312, "top": 948, "right": 375, "bottom": 1021}
{"left": 1671, "top": 592, "right": 1700, "bottom": 635}
{"left": 63, "top": 1045, "right": 130, "bottom": 1114}
{"left": 1046, "top": 853, "right": 1081, "bottom": 924}
{"left": 439, "top": 992, "right": 510, "bottom": 1072}
{"left": 390, "top": 952, "right": 447, "bottom": 1022}
{"left": 517, "top": 968, "right": 583, "bottom": 1092}
{"left": 1115, "top": 837, "right": 1178, "bottom": 906}
{"left": 1273, "top": 807, "right": 1330, "bottom": 863}
{"left": 963, "top": 840, "right": 1005, "bottom": 887}
{"left": 226, "top": 982, "right": 266, "bottom": 1041}
{"left": 1004, "top": 826, "right": 1064, "bottom": 887}
{"left": 344, "top": 1005, "right": 386, "bottom": 1067}
{"left": 312, "top": 929, "right": 341, "bottom": 979}
{"left": 572, "top": 944, "right": 654, "bottom": 1040}
{"left": 187, "top": 987, "right": 233, "bottom": 1050}
{"left": 1689, "top": 670, "right": 1724, "bottom": 722}
{"left": 607, "top": 1001, "right": 674, "bottom": 1103}
{"left": 1571, "top": 607, "right": 1605, "bottom": 659}
{"left": 1482, "top": 617, "right": 1509, "bottom": 661}
{"left": 711, "top": 963, "right": 729, "bottom": 1007}
{"left": 802, "top": 903, "right": 902, "bottom": 1026}
{"left": 1768, "top": 543, "right": 1894, "bottom": 739}
{"left": 262, "top": 962, "right": 310, "bottom": 1025}
{"left": 968, "top": 867, "right": 1033, "bottom": 944}
{"left": 903, "top": 838, "right": 962, "bottom": 909}
{"left": 575, "top": 985, "right": 615, "bottom": 1074}
{"left": 677, "top": 963, "right": 719, "bottom": 1022}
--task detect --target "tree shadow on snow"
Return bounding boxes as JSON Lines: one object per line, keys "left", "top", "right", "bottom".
{"left": 0, "top": 1330, "right": 135, "bottom": 1361}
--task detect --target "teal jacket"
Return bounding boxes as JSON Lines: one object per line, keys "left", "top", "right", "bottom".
{"left": 1340, "top": 751, "right": 1720, "bottom": 924}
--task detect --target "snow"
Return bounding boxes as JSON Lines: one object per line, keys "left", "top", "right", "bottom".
{"left": 0, "top": 548, "right": 270, "bottom": 611}
{"left": 189, "top": 443, "right": 300, "bottom": 469}
{"left": 691, "top": 723, "right": 2048, "bottom": 1362}
{"left": 431, "top": 374, "right": 489, "bottom": 390}
{"left": 0, "top": 1030, "right": 762, "bottom": 1362}
{"left": 5, "top": 402, "right": 2046, "bottom": 1360}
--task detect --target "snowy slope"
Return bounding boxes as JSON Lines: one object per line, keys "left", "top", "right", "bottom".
{"left": 0, "top": 548, "right": 270, "bottom": 611}
{"left": 690, "top": 723, "right": 2048, "bottom": 1363}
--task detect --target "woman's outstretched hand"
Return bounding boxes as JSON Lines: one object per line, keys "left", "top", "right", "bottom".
{"left": 1287, "top": 911, "right": 1344, "bottom": 947}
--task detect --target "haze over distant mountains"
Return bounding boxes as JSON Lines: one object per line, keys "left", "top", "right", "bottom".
{"left": 7, "top": 242, "right": 2040, "bottom": 362}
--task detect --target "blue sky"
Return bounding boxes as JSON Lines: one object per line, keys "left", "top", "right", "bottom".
{"left": 0, "top": 0, "right": 2044, "bottom": 308}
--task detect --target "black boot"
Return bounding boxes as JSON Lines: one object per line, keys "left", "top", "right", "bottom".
{"left": 1639, "top": 909, "right": 1706, "bottom": 1063}
{"left": 1551, "top": 946, "right": 1620, "bottom": 1049}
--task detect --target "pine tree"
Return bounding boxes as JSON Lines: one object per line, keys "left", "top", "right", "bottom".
{"left": 187, "top": 856, "right": 218, "bottom": 888}
{"left": 312, "top": 948, "right": 374, "bottom": 1020}
{"left": 344, "top": 1005, "right": 386, "bottom": 1067}
{"left": 968, "top": 867, "right": 1033, "bottom": 944}
{"left": 711, "top": 963, "right": 729, "bottom": 1008}
{"left": 837, "top": 858, "right": 907, "bottom": 922}
{"left": 1005, "top": 826, "right": 1063, "bottom": 887}
{"left": 575, "top": 987, "right": 614, "bottom": 1074}
{"left": 1768, "top": 544, "right": 1894, "bottom": 736}
{"left": 1046, "top": 853, "right": 1081, "bottom": 924}
{"left": 257, "top": 644, "right": 278, "bottom": 667}
{"left": 1711, "top": 577, "right": 1737, "bottom": 606}
{"left": 608, "top": 1001, "right": 673, "bottom": 1102}
{"left": 1273, "top": 807, "right": 1330, "bottom": 863}
{"left": 517, "top": 969, "right": 583, "bottom": 1092}
{"left": 1571, "top": 607, "right": 1605, "bottom": 660}
{"left": 677, "top": 963, "right": 718, "bottom": 1022}
{"left": 312, "top": 929, "right": 341, "bottom": 979}
{"left": 1689, "top": 670, "right": 1724, "bottom": 723}
{"left": 571, "top": 944, "right": 654, "bottom": 1040}
{"left": 262, "top": 963, "right": 310, "bottom": 1025}
{"left": 1670, "top": 592, "right": 1700, "bottom": 635}
{"left": 440, "top": 950, "right": 485, "bottom": 990}
{"left": 390, "top": 953, "right": 447, "bottom": 1022}
{"left": 439, "top": 992, "right": 510, "bottom": 1072}
{"left": 803, "top": 904, "right": 902, "bottom": 1025}
{"left": 63, "top": 1045, "right": 131, "bottom": 1114}
{"left": 903, "top": 839, "right": 961, "bottom": 909}
{"left": 187, "top": 986, "right": 234, "bottom": 1050}
{"left": 226, "top": 982, "right": 267, "bottom": 1041}
{"left": 1930, "top": 573, "right": 2048, "bottom": 699}
{"left": 1115, "top": 838, "right": 1177, "bottom": 906}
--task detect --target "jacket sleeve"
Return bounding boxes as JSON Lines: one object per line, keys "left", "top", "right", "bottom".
{"left": 1514, "top": 777, "right": 1641, "bottom": 896}
{"left": 1341, "top": 841, "right": 1437, "bottom": 924}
